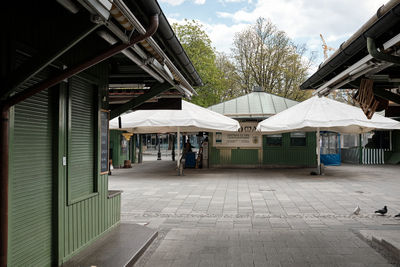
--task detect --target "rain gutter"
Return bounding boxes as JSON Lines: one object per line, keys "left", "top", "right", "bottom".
{"left": 114, "top": 0, "right": 202, "bottom": 90}
{"left": 313, "top": 32, "right": 400, "bottom": 96}
{"left": 301, "top": 0, "right": 400, "bottom": 90}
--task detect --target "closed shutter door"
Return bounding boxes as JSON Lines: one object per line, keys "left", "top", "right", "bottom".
{"left": 10, "top": 82, "right": 54, "bottom": 265}
{"left": 69, "top": 76, "right": 95, "bottom": 201}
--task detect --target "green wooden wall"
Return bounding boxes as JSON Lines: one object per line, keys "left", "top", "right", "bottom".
{"left": 208, "top": 133, "right": 261, "bottom": 167}
{"left": 385, "top": 130, "right": 400, "bottom": 164}
{"left": 209, "top": 132, "right": 316, "bottom": 167}
{"left": 8, "top": 62, "right": 121, "bottom": 266}
{"left": 262, "top": 132, "right": 316, "bottom": 166}
{"left": 392, "top": 130, "right": 400, "bottom": 152}
{"left": 110, "top": 130, "right": 129, "bottom": 168}
{"left": 57, "top": 67, "right": 121, "bottom": 264}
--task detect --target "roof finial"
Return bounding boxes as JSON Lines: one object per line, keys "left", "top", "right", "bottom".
{"left": 253, "top": 86, "right": 263, "bottom": 92}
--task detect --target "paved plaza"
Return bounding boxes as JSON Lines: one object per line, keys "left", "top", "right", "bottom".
{"left": 109, "top": 161, "right": 400, "bottom": 267}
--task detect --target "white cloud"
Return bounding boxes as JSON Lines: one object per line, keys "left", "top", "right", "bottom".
{"left": 216, "top": 0, "right": 385, "bottom": 41}
{"left": 159, "top": 0, "right": 206, "bottom": 6}
{"left": 167, "top": 0, "right": 387, "bottom": 67}
{"left": 203, "top": 23, "right": 249, "bottom": 53}
{"left": 159, "top": 0, "right": 185, "bottom": 6}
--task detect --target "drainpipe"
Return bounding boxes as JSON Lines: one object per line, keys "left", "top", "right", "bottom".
{"left": 0, "top": 14, "right": 159, "bottom": 267}
{"left": 367, "top": 37, "right": 400, "bottom": 65}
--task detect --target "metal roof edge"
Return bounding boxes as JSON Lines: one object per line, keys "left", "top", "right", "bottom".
{"left": 300, "top": 0, "right": 400, "bottom": 90}
{"left": 129, "top": 0, "right": 203, "bottom": 87}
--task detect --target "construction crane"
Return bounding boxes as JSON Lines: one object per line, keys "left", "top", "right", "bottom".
{"left": 320, "top": 34, "right": 336, "bottom": 60}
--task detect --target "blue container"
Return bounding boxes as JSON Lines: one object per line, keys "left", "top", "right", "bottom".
{"left": 185, "top": 152, "right": 196, "bottom": 168}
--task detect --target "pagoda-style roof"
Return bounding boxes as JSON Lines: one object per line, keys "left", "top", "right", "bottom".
{"left": 208, "top": 91, "right": 298, "bottom": 120}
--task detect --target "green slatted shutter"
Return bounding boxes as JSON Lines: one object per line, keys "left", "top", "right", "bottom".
{"left": 10, "top": 88, "right": 54, "bottom": 266}
{"left": 68, "top": 76, "right": 96, "bottom": 202}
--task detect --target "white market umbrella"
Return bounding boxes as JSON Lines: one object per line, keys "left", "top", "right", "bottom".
{"left": 257, "top": 95, "right": 400, "bottom": 174}
{"left": 110, "top": 100, "right": 240, "bottom": 166}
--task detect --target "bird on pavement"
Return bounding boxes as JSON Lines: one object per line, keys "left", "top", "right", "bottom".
{"left": 352, "top": 206, "right": 361, "bottom": 215}
{"left": 375, "top": 206, "right": 387, "bottom": 215}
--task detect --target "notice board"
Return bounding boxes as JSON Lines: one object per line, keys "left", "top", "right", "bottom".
{"left": 100, "top": 110, "right": 109, "bottom": 174}
{"left": 213, "top": 121, "right": 261, "bottom": 148}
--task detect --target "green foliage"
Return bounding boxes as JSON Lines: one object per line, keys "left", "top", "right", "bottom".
{"left": 173, "top": 18, "right": 314, "bottom": 106}
{"left": 173, "top": 20, "right": 229, "bottom": 107}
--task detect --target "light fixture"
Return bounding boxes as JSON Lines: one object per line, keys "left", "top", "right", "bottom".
{"left": 122, "top": 132, "right": 133, "bottom": 141}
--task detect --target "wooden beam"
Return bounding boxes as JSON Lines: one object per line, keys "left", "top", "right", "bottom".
{"left": 110, "top": 83, "right": 172, "bottom": 119}
{"left": 373, "top": 88, "right": 400, "bottom": 105}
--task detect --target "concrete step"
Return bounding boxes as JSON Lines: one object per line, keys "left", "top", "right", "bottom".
{"left": 358, "top": 229, "right": 400, "bottom": 263}
{"left": 62, "top": 223, "right": 157, "bottom": 267}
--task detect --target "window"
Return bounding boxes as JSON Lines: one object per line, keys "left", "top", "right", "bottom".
{"left": 266, "top": 134, "right": 282, "bottom": 146}
{"left": 290, "top": 132, "right": 306, "bottom": 146}
{"left": 321, "top": 132, "right": 339, "bottom": 154}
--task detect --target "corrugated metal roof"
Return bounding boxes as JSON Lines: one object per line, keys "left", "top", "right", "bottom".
{"left": 208, "top": 92, "right": 298, "bottom": 119}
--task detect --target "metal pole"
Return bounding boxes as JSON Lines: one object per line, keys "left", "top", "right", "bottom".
{"left": 157, "top": 134, "right": 161, "bottom": 160}
{"left": 359, "top": 134, "right": 363, "bottom": 164}
{"left": 316, "top": 128, "right": 321, "bottom": 175}
{"left": 177, "top": 127, "right": 180, "bottom": 168}
{"left": 172, "top": 134, "right": 175, "bottom": 161}
{"left": 138, "top": 134, "right": 143, "bottom": 163}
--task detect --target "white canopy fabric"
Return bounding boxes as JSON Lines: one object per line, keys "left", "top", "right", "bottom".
{"left": 110, "top": 100, "right": 240, "bottom": 169}
{"left": 256, "top": 96, "right": 400, "bottom": 175}
{"left": 256, "top": 96, "right": 400, "bottom": 134}
{"left": 110, "top": 100, "right": 240, "bottom": 133}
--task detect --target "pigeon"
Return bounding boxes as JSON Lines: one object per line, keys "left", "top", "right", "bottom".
{"left": 395, "top": 213, "right": 400, "bottom": 218}
{"left": 352, "top": 205, "right": 361, "bottom": 215}
{"left": 375, "top": 206, "right": 387, "bottom": 215}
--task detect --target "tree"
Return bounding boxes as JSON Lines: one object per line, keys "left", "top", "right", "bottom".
{"left": 215, "top": 52, "right": 241, "bottom": 101}
{"left": 232, "top": 18, "right": 314, "bottom": 101}
{"left": 173, "top": 20, "right": 228, "bottom": 107}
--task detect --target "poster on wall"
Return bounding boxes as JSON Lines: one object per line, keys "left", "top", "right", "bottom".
{"left": 214, "top": 122, "right": 261, "bottom": 147}
{"left": 100, "top": 110, "right": 109, "bottom": 174}
{"left": 120, "top": 135, "right": 128, "bottom": 153}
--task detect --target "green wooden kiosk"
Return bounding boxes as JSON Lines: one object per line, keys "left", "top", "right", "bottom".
{"left": 0, "top": 1, "right": 201, "bottom": 266}
{"left": 208, "top": 88, "right": 317, "bottom": 168}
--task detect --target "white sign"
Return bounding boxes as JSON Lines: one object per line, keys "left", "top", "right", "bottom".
{"left": 214, "top": 122, "right": 261, "bottom": 147}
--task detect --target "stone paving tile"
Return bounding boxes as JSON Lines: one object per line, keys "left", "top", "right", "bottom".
{"left": 110, "top": 161, "right": 400, "bottom": 266}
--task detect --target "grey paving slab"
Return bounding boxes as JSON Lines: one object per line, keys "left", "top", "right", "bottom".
{"left": 109, "top": 161, "right": 400, "bottom": 266}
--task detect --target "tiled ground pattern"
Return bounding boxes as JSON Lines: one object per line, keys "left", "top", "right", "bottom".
{"left": 109, "top": 161, "right": 400, "bottom": 267}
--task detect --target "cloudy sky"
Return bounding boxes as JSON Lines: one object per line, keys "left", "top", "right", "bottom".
{"left": 159, "top": 0, "right": 387, "bottom": 70}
